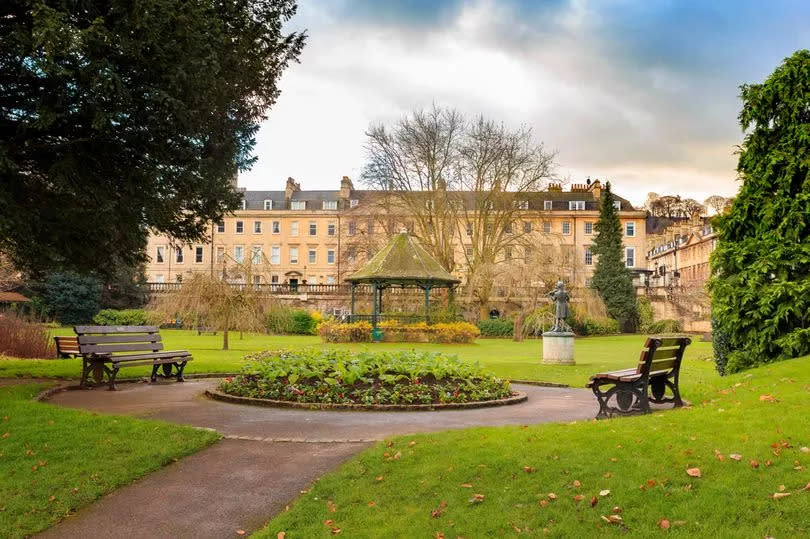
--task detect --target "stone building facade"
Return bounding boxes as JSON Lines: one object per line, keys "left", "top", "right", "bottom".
{"left": 144, "top": 177, "right": 647, "bottom": 290}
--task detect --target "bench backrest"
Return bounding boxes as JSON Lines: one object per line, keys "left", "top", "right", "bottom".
{"left": 54, "top": 336, "right": 80, "bottom": 355}
{"left": 74, "top": 326, "right": 164, "bottom": 357}
{"left": 636, "top": 336, "right": 691, "bottom": 377}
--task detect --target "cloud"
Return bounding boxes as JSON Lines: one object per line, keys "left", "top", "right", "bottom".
{"left": 240, "top": 0, "right": 809, "bottom": 206}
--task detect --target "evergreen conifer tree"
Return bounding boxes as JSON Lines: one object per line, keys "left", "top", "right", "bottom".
{"left": 590, "top": 182, "right": 637, "bottom": 330}
{"left": 710, "top": 50, "right": 810, "bottom": 374}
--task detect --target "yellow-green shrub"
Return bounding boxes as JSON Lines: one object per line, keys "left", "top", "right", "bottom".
{"left": 319, "top": 320, "right": 479, "bottom": 344}
{"left": 317, "top": 320, "right": 372, "bottom": 342}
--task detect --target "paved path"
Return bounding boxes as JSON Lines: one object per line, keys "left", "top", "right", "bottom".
{"left": 40, "top": 380, "right": 596, "bottom": 538}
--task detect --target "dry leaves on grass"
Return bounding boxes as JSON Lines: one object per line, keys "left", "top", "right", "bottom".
{"left": 658, "top": 519, "right": 671, "bottom": 530}
{"left": 600, "top": 515, "right": 623, "bottom": 524}
{"left": 772, "top": 492, "right": 791, "bottom": 499}
{"left": 759, "top": 394, "right": 778, "bottom": 402}
{"left": 469, "top": 493, "right": 485, "bottom": 504}
{"left": 729, "top": 454, "right": 743, "bottom": 461}
{"left": 686, "top": 468, "right": 702, "bottom": 478}
{"left": 431, "top": 501, "right": 447, "bottom": 518}
{"left": 277, "top": 532, "right": 285, "bottom": 539}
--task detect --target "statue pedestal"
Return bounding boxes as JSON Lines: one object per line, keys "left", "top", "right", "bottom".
{"left": 542, "top": 332, "right": 575, "bottom": 365}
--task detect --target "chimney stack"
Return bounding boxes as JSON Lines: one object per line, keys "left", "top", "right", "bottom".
{"left": 285, "top": 177, "right": 300, "bottom": 201}
{"left": 590, "top": 179, "right": 602, "bottom": 199}
{"left": 340, "top": 176, "right": 353, "bottom": 199}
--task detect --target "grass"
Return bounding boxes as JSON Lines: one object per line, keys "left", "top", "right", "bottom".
{"left": 259, "top": 355, "right": 810, "bottom": 538}
{"left": 0, "top": 382, "right": 219, "bottom": 538}
{"left": 0, "top": 329, "right": 716, "bottom": 391}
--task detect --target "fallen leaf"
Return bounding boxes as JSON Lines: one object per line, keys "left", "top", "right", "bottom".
{"left": 610, "top": 457, "right": 618, "bottom": 462}
{"left": 367, "top": 501, "right": 376, "bottom": 507}
{"left": 590, "top": 496, "right": 598, "bottom": 507}
{"left": 330, "top": 527, "right": 342, "bottom": 535}
{"left": 729, "top": 454, "right": 742, "bottom": 461}
{"left": 539, "top": 499, "right": 548, "bottom": 507}
{"left": 512, "top": 524, "right": 522, "bottom": 533}
{"left": 772, "top": 492, "right": 791, "bottom": 499}
{"left": 603, "top": 472, "right": 613, "bottom": 479}
{"left": 658, "top": 519, "right": 671, "bottom": 530}
{"left": 612, "top": 506, "right": 622, "bottom": 514}
{"left": 469, "top": 493, "right": 485, "bottom": 504}
{"left": 600, "top": 515, "right": 623, "bottom": 524}
{"left": 647, "top": 479, "right": 656, "bottom": 487}
{"left": 686, "top": 468, "right": 702, "bottom": 478}
{"left": 800, "top": 447, "right": 809, "bottom": 454}
{"left": 460, "top": 483, "right": 473, "bottom": 488}
{"left": 573, "top": 494, "right": 585, "bottom": 502}
{"left": 1, "top": 433, "right": 9, "bottom": 439}
{"left": 375, "top": 476, "right": 384, "bottom": 482}
{"left": 435, "top": 532, "right": 445, "bottom": 539}
{"left": 778, "top": 484, "right": 786, "bottom": 492}
{"left": 750, "top": 460, "right": 760, "bottom": 469}
{"left": 277, "top": 532, "right": 286, "bottom": 539}
{"left": 803, "top": 482, "right": 810, "bottom": 491}
{"left": 715, "top": 453, "right": 725, "bottom": 462}
{"left": 765, "top": 460, "right": 773, "bottom": 467}
{"left": 759, "top": 394, "right": 777, "bottom": 402}
{"left": 48, "top": 496, "right": 55, "bottom": 502}
{"left": 431, "top": 501, "right": 447, "bottom": 518}
{"left": 523, "top": 466, "right": 536, "bottom": 474}
{"left": 573, "top": 480, "right": 581, "bottom": 488}
{"left": 327, "top": 500, "right": 337, "bottom": 513}
{"left": 236, "top": 531, "right": 246, "bottom": 536}
{"left": 547, "top": 493, "right": 557, "bottom": 500}
{"left": 324, "top": 520, "right": 334, "bottom": 526}
{"left": 599, "top": 490, "right": 611, "bottom": 496}
{"left": 392, "top": 451, "right": 402, "bottom": 460}
{"left": 408, "top": 441, "right": 417, "bottom": 447}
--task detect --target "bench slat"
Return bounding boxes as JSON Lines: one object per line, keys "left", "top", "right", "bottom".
{"left": 111, "top": 351, "right": 190, "bottom": 362}
{"left": 80, "top": 343, "right": 166, "bottom": 354}
{"left": 649, "top": 337, "right": 687, "bottom": 347}
{"left": 78, "top": 334, "right": 162, "bottom": 345}
{"left": 75, "top": 325, "right": 159, "bottom": 334}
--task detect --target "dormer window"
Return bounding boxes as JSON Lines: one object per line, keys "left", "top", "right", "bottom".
{"left": 613, "top": 201, "right": 621, "bottom": 210}
{"left": 290, "top": 200, "right": 306, "bottom": 210}
{"left": 264, "top": 200, "right": 273, "bottom": 210}
{"left": 543, "top": 200, "right": 553, "bottom": 210}
{"left": 322, "top": 200, "right": 337, "bottom": 210}
{"left": 517, "top": 200, "right": 529, "bottom": 210}
{"left": 241, "top": 199, "right": 247, "bottom": 210}
{"left": 350, "top": 199, "right": 359, "bottom": 208}
{"left": 569, "top": 200, "right": 585, "bottom": 210}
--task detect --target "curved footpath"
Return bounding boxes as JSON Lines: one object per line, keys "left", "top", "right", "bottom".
{"left": 38, "top": 379, "right": 596, "bottom": 538}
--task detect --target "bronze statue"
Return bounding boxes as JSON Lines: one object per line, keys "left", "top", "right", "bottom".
{"left": 548, "top": 281, "right": 570, "bottom": 333}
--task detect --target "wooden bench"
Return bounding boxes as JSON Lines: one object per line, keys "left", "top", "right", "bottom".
{"left": 586, "top": 336, "right": 691, "bottom": 419}
{"left": 54, "top": 336, "right": 81, "bottom": 358}
{"left": 74, "top": 325, "right": 192, "bottom": 390}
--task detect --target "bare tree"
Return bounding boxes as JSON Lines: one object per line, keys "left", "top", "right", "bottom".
{"left": 362, "top": 106, "right": 464, "bottom": 272}
{"left": 703, "top": 195, "right": 730, "bottom": 215}
{"left": 362, "top": 106, "right": 555, "bottom": 319}
{"left": 150, "top": 255, "right": 274, "bottom": 350}
{"left": 0, "top": 254, "right": 22, "bottom": 292}
{"left": 681, "top": 198, "right": 706, "bottom": 217}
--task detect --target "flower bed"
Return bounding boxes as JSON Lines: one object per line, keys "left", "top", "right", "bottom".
{"left": 217, "top": 349, "right": 513, "bottom": 406}
{"left": 317, "top": 320, "right": 480, "bottom": 343}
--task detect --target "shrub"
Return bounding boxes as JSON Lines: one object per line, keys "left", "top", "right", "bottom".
{"left": 645, "top": 319, "right": 683, "bottom": 334}
{"left": 92, "top": 309, "right": 152, "bottom": 326}
{"left": 290, "top": 310, "right": 316, "bottom": 335}
{"left": 219, "top": 349, "right": 512, "bottom": 405}
{"left": 637, "top": 296, "right": 654, "bottom": 332}
{"left": 567, "top": 306, "right": 620, "bottom": 336}
{"left": 266, "top": 307, "right": 319, "bottom": 335}
{"left": 42, "top": 272, "right": 102, "bottom": 325}
{"left": 523, "top": 306, "right": 554, "bottom": 337}
{"left": 711, "top": 318, "right": 732, "bottom": 375}
{"left": 477, "top": 318, "right": 514, "bottom": 337}
{"left": 318, "top": 320, "right": 479, "bottom": 344}
{"left": 0, "top": 314, "right": 54, "bottom": 358}
{"left": 318, "top": 321, "right": 372, "bottom": 342}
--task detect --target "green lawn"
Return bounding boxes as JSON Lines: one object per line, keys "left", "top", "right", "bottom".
{"left": 0, "top": 329, "right": 716, "bottom": 391}
{"left": 0, "top": 383, "right": 219, "bottom": 537}
{"left": 260, "top": 355, "right": 810, "bottom": 538}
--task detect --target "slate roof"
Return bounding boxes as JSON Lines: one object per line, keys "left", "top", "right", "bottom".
{"left": 240, "top": 188, "right": 637, "bottom": 212}
{"left": 0, "top": 291, "right": 31, "bottom": 303}
{"left": 345, "top": 232, "right": 460, "bottom": 285}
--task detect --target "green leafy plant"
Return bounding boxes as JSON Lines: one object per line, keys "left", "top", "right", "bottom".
{"left": 645, "top": 319, "right": 683, "bottom": 334}
{"left": 92, "top": 309, "right": 152, "bottom": 326}
{"left": 219, "top": 349, "right": 512, "bottom": 405}
{"left": 477, "top": 318, "right": 514, "bottom": 337}
{"left": 41, "top": 272, "right": 102, "bottom": 325}
{"left": 710, "top": 50, "right": 810, "bottom": 373}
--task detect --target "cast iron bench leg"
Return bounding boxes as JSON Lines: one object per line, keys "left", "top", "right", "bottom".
{"left": 79, "top": 357, "right": 92, "bottom": 388}
{"left": 107, "top": 364, "right": 120, "bottom": 391}
{"left": 175, "top": 361, "right": 187, "bottom": 382}
{"left": 150, "top": 364, "right": 160, "bottom": 383}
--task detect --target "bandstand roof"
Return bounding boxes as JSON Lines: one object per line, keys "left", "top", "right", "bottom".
{"left": 345, "top": 232, "right": 460, "bottom": 286}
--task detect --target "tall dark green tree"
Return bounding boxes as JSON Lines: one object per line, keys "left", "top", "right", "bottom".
{"left": 710, "top": 50, "right": 810, "bottom": 374}
{"left": 590, "top": 181, "right": 637, "bottom": 330}
{"left": 0, "top": 0, "right": 305, "bottom": 276}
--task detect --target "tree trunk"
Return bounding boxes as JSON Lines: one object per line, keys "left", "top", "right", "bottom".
{"left": 513, "top": 312, "right": 523, "bottom": 341}
{"left": 223, "top": 328, "right": 229, "bottom": 350}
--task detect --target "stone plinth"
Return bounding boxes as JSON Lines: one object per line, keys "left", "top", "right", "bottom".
{"left": 542, "top": 332, "right": 575, "bottom": 365}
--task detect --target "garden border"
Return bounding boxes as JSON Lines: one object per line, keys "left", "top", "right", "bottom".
{"left": 205, "top": 387, "right": 528, "bottom": 411}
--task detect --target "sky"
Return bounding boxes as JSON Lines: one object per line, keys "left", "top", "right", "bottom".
{"left": 238, "top": 0, "right": 810, "bottom": 206}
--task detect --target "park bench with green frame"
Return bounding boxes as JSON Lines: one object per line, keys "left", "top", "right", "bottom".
{"left": 74, "top": 325, "right": 192, "bottom": 390}
{"left": 54, "top": 336, "right": 80, "bottom": 358}
{"left": 586, "top": 336, "right": 691, "bottom": 419}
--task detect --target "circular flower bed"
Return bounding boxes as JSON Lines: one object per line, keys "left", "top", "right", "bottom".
{"left": 217, "top": 349, "right": 514, "bottom": 406}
